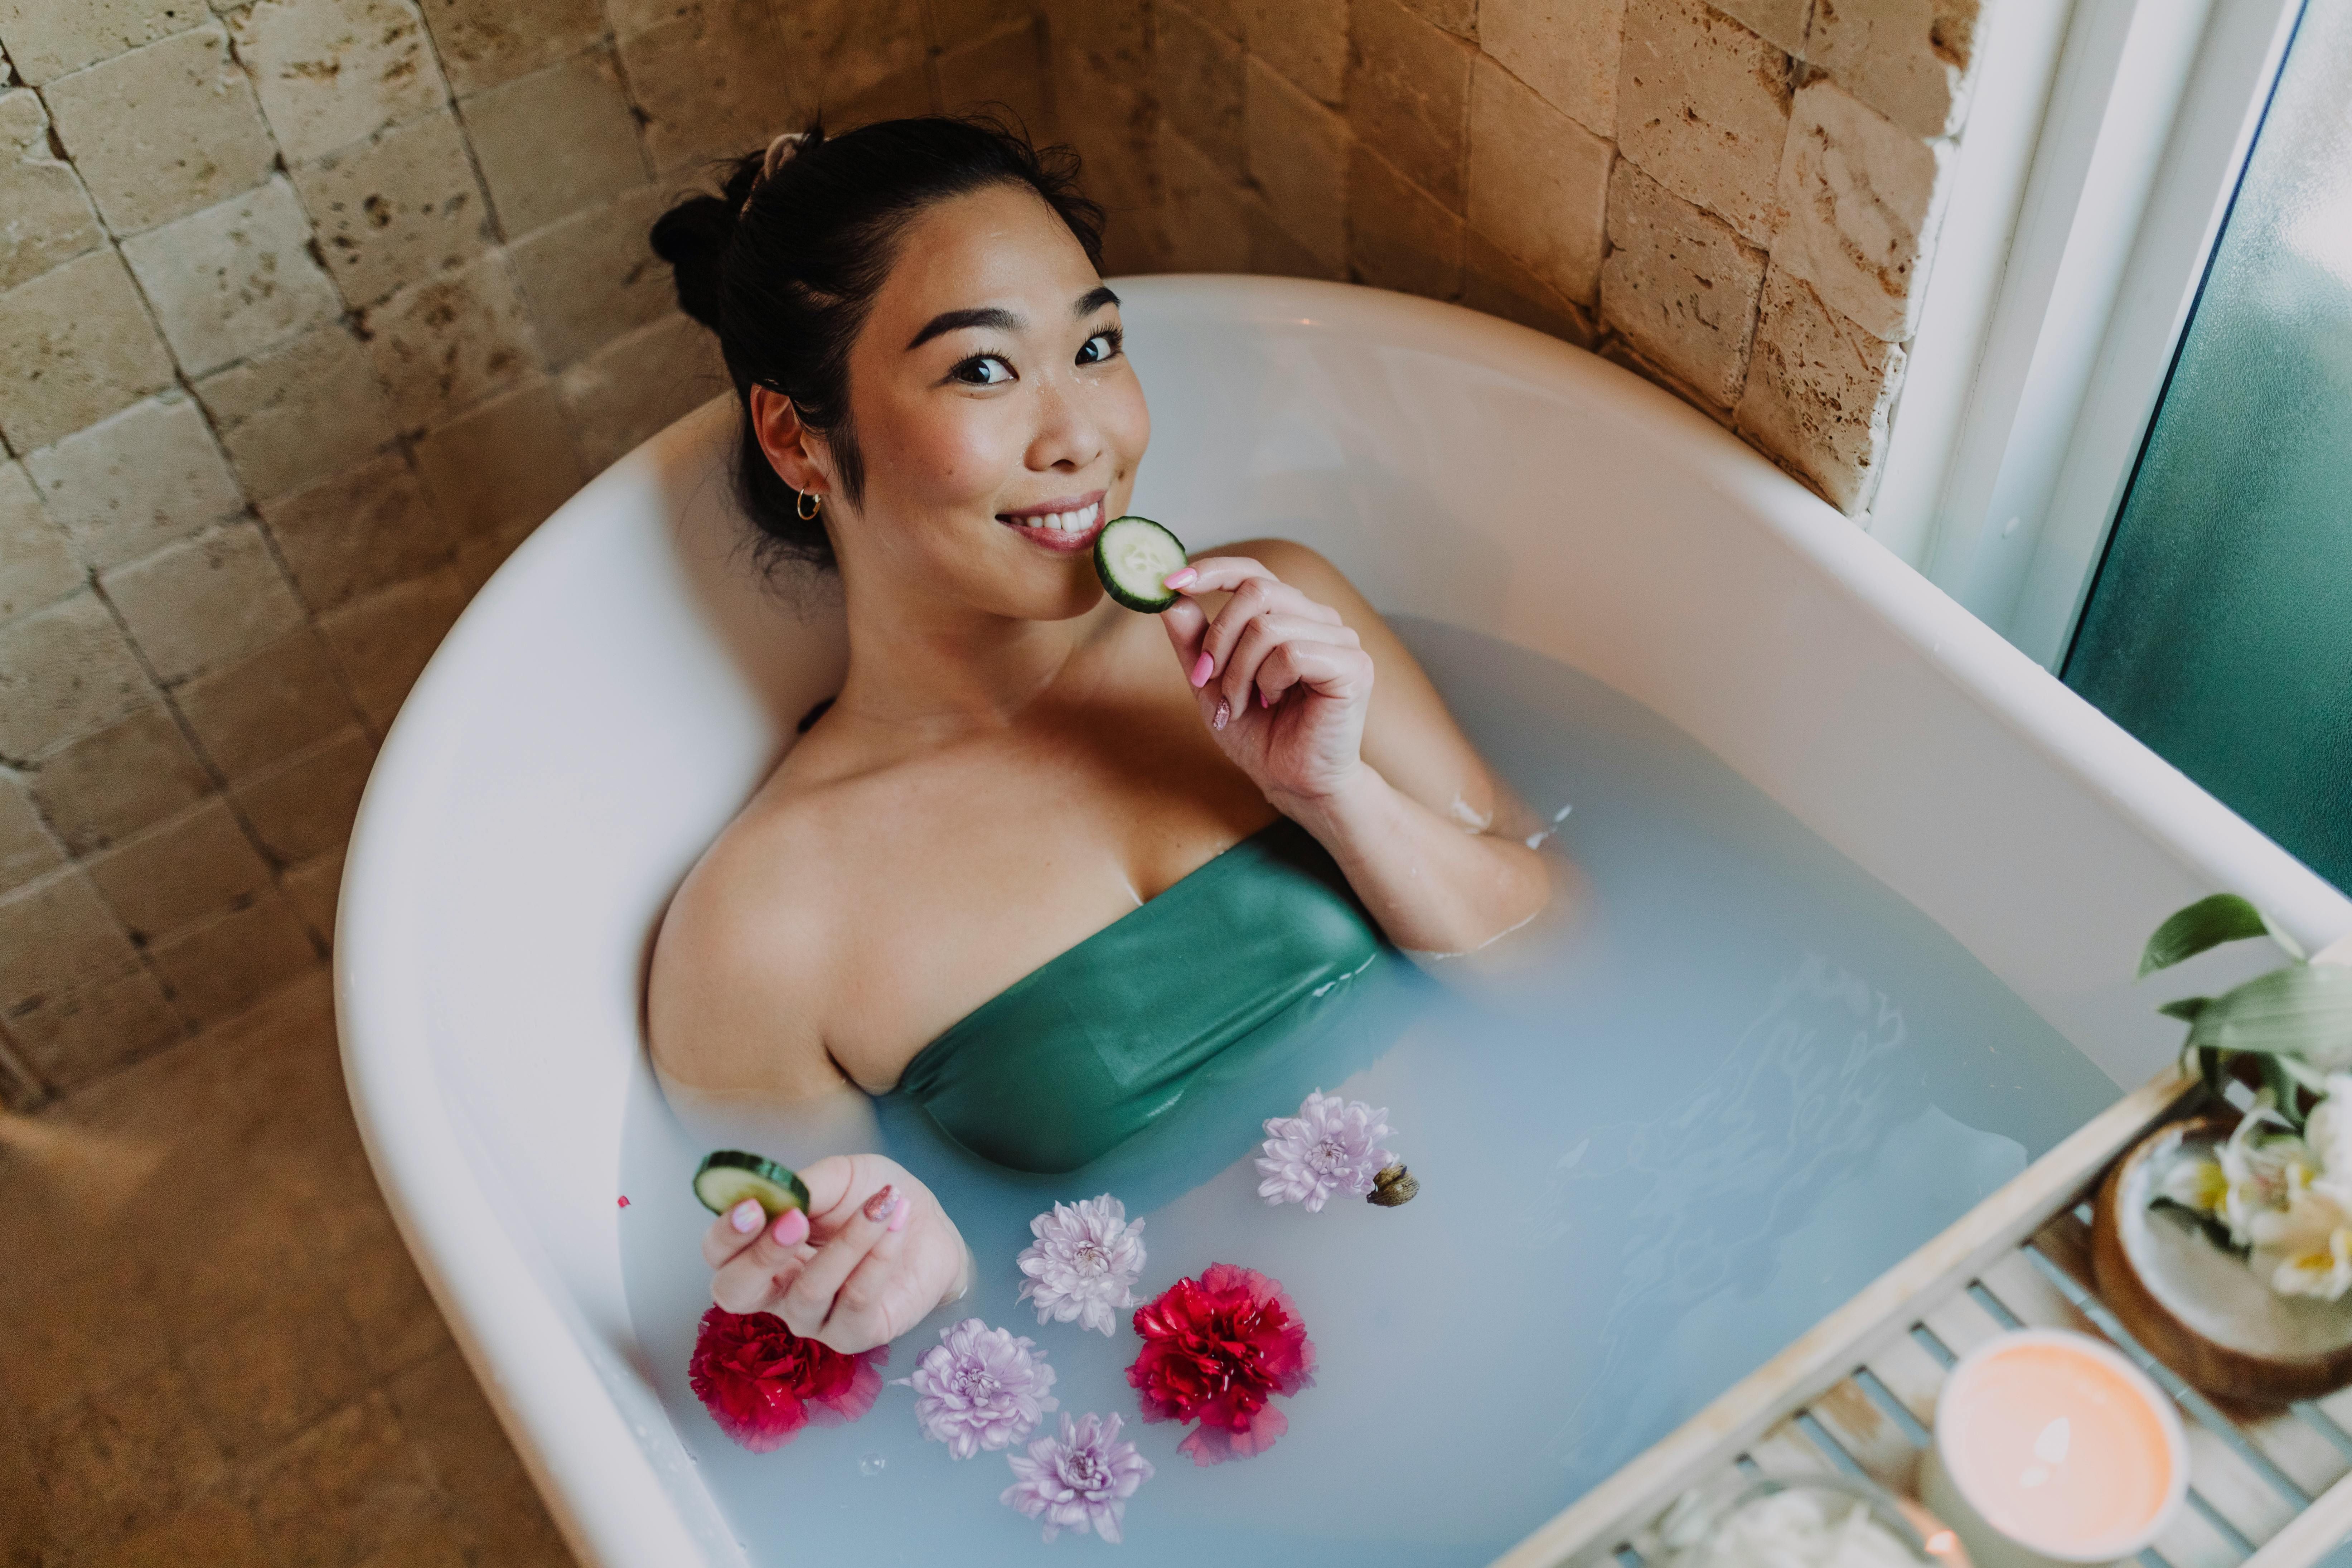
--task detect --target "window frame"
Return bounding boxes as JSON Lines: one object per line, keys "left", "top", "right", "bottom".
{"left": 1867, "top": 0, "right": 2306, "bottom": 670}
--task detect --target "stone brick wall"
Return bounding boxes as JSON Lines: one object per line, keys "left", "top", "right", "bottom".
{"left": 0, "top": 0, "right": 1051, "bottom": 1105}
{"left": 1046, "top": 0, "right": 1975, "bottom": 513}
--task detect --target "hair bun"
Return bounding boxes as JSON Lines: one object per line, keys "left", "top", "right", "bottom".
{"left": 650, "top": 193, "right": 736, "bottom": 330}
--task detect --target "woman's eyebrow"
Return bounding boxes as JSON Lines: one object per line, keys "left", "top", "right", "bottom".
{"left": 1074, "top": 285, "right": 1120, "bottom": 317}
{"left": 907, "top": 305, "right": 1021, "bottom": 350}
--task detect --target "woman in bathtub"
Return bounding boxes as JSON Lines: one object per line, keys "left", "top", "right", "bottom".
{"left": 647, "top": 116, "right": 1556, "bottom": 1357}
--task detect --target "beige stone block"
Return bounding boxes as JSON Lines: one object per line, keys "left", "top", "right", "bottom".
{"left": 233, "top": 728, "right": 375, "bottom": 862}
{"left": 413, "top": 379, "right": 583, "bottom": 539}
{"left": 1480, "top": 0, "right": 1625, "bottom": 138}
{"left": 192, "top": 323, "right": 397, "bottom": 504}
{"left": 1246, "top": 201, "right": 1342, "bottom": 281}
{"left": 1399, "top": 0, "right": 1476, "bottom": 37}
{"left": 1617, "top": 0, "right": 1791, "bottom": 246}
{"left": 460, "top": 49, "right": 647, "bottom": 238}
{"left": 418, "top": 0, "right": 605, "bottom": 96}
{"left": 0, "top": 460, "right": 81, "bottom": 625}
{"left": 0, "top": 248, "right": 175, "bottom": 453}
{"left": 615, "top": 0, "right": 798, "bottom": 174}
{"left": 1349, "top": 0, "right": 1473, "bottom": 212}
{"left": 0, "top": 89, "right": 105, "bottom": 293}
{"left": 1467, "top": 54, "right": 1611, "bottom": 308}
{"left": 1039, "top": 0, "right": 1149, "bottom": 76}
{"left": 2, "top": 962, "right": 182, "bottom": 1090}
{"left": 360, "top": 252, "right": 542, "bottom": 432}
{"left": 282, "top": 844, "right": 345, "bottom": 941}
{"left": 452, "top": 509, "right": 545, "bottom": 593}
{"left": 0, "top": 0, "right": 200, "bottom": 85}
{"left": 833, "top": 62, "right": 938, "bottom": 132}
{"left": 292, "top": 109, "right": 495, "bottom": 311}
{"left": 1772, "top": 77, "right": 1948, "bottom": 342}
{"left": 146, "top": 891, "right": 321, "bottom": 1027}
{"left": 938, "top": 19, "right": 1052, "bottom": 136}
{"left": 43, "top": 25, "right": 275, "bottom": 236}
{"left": 22, "top": 705, "right": 209, "bottom": 852}
{"left": 120, "top": 178, "right": 343, "bottom": 380}
{"left": 0, "top": 591, "right": 151, "bottom": 760}
{"left": 24, "top": 394, "right": 247, "bottom": 572}
{"left": 228, "top": 0, "right": 449, "bottom": 163}
{"left": 773, "top": 0, "right": 926, "bottom": 106}
{"left": 1158, "top": 130, "right": 1254, "bottom": 275}
{"left": 1160, "top": 3, "right": 1246, "bottom": 179}
{"left": 0, "top": 868, "right": 136, "bottom": 1010}
{"left": 1349, "top": 142, "right": 1465, "bottom": 299}
{"left": 1244, "top": 57, "right": 1349, "bottom": 273}
{"left": 174, "top": 629, "right": 363, "bottom": 780}
{"left": 1245, "top": 0, "right": 1346, "bottom": 104}
{"left": 260, "top": 450, "right": 454, "bottom": 612}
{"left": 1808, "top": 0, "right": 1979, "bottom": 138}
{"left": 247, "top": 1390, "right": 441, "bottom": 1568}
{"left": 508, "top": 185, "right": 671, "bottom": 368}
{"left": 101, "top": 521, "right": 308, "bottom": 683}
{"left": 1714, "top": 0, "right": 1810, "bottom": 54}
{"left": 1600, "top": 158, "right": 1767, "bottom": 406}
{"left": 1464, "top": 229, "right": 1595, "bottom": 344}
{"left": 0, "top": 769, "right": 64, "bottom": 892}
{"left": 318, "top": 566, "right": 473, "bottom": 729}
{"left": 555, "top": 311, "right": 729, "bottom": 471}
{"left": 1736, "top": 263, "right": 1906, "bottom": 513}
{"left": 933, "top": 0, "right": 1030, "bottom": 48}
{"left": 1057, "top": 71, "right": 1158, "bottom": 218}
{"left": 83, "top": 796, "right": 273, "bottom": 939}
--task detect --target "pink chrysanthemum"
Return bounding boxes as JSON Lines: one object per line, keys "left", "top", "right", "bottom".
{"left": 892, "top": 1317, "right": 1058, "bottom": 1459}
{"left": 1001, "top": 1411, "right": 1155, "bottom": 1544}
{"left": 1256, "top": 1089, "right": 1395, "bottom": 1211}
{"left": 1016, "top": 1195, "right": 1147, "bottom": 1336}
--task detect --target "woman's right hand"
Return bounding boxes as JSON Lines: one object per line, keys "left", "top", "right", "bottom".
{"left": 700, "top": 1153, "right": 969, "bottom": 1354}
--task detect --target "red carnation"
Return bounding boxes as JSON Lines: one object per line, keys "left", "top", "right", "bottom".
{"left": 1126, "top": 1263, "right": 1315, "bottom": 1465}
{"left": 688, "top": 1307, "right": 886, "bottom": 1452}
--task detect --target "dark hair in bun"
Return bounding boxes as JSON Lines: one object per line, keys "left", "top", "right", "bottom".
{"left": 650, "top": 116, "right": 1106, "bottom": 575}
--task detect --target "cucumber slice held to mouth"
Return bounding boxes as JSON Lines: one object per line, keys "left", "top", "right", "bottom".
{"left": 1093, "top": 515, "right": 1190, "bottom": 612}
{"left": 693, "top": 1151, "right": 811, "bottom": 1219}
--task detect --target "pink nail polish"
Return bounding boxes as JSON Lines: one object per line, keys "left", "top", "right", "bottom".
{"left": 1212, "top": 696, "right": 1231, "bottom": 731}
{"left": 886, "top": 1195, "right": 910, "bottom": 1233}
{"left": 769, "top": 1208, "right": 809, "bottom": 1247}
{"left": 729, "top": 1198, "right": 764, "bottom": 1234}
{"left": 1258, "top": 687, "right": 1271, "bottom": 708}
{"left": 861, "top": 1184, "right": 896, "bottom": 1223}
{"left": 1165, "top": 566, "right": 1198, "bottom": 590}
{"left": 1190, "top": 652, "right": 1214, "bottom": 688}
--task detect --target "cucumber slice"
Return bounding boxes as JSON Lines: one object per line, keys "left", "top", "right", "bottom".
{"left": 693, "top": 1151, "right": 810, "bottom": 1218}
{"left": 1093, "top": 516, "right": 1190, "bottom": 612}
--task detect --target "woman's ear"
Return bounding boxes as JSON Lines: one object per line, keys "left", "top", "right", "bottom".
{"left": 749, "top": 386, "right": 832, "bottom": 497}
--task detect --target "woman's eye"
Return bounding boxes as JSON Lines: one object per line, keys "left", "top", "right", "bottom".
{"left": 1077, "top": 331, "right": 1121, "bottom": 366}
{"left": 954, "top": 355, "right": 1014, "bottom": 386}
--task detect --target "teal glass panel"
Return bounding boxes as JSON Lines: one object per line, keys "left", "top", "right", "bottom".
{"left": 2066, "top": 0, "right": 2352, "bottom": 893}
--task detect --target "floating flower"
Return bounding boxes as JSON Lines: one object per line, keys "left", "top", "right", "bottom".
{"left": 892, "top": 1317, "right": 1058, "bottom": 1459}
{"left": 2251, "top": 1180, "right": 2352, "bottom": 1300}
{"left": 1016, "top": 1195, "right": 1147, "bottom": 1336}
{"left": 688, "top": 1307, "right": 885, "bottom": 1452}
{"left": 1256, "top": 1089, "right": 1395, "bottom": 1211}
{"left": 1127, "top": 1263, "right": 1314, "bottom": 1465}
{"left": 1001, "top": 1412, "right": 1154, "bottom": 1544}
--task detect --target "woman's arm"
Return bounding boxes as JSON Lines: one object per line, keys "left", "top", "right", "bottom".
{"left": 1159, "top": 539, "right": 1557, "bottom": 955}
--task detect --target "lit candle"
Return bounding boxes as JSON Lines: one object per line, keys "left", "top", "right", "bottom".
{"left": 1921, "top": 1329, "right": 2186, "bottom": 1568}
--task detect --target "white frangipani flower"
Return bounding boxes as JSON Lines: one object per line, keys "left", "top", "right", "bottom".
{"left": 2251, "top": 1179, "right": 2352, "bottom": 1301}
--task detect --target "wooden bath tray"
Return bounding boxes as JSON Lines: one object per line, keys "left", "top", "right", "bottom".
{"left": 1495, "top": 1067, "right": 2352, "bottom": 1568}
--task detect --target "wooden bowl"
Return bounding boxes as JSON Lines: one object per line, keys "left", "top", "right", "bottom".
{"left": 2092, "top": 1115, "right": 2352, "bottom": 1404}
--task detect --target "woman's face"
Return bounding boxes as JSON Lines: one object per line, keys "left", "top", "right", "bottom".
{"left": 816, "top": 182, "right": 1152, "bottom": 623}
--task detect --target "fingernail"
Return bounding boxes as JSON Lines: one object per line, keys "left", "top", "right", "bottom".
{"left": 769, "top": 1208, "right": 809, "bottom": 1247}
{"left": 861, "top": 1184, "right": 896, "bottom": 1223}
{"left": 1258, "top": 687, "right": 1270, "bottom": 709}
{"left": 1212, "top": 697, "right": 1231, "bottom": 731}
{"left": 729, "top": 1198, "right": 764, "bottom": 1234}
{"left": 1189, "top": 652, "right": 1214, "bottom": 688}
{"left": 1165, "top": 566, "right": 1197, "bottom": 590}
{"left": 887, "top": 1195, "right": 910, "bottom": 1233}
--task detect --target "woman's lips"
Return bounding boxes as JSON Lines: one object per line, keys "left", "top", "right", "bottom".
{"left": 997, "top": 497, "right": 1104, "bottom": 553}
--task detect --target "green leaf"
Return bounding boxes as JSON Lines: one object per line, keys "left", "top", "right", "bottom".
{"left": 2140, "top": 894, "right": 2272, "bottom": 977}
{"left": 2159, "top": 997, "right": 2212, "bottom": 1022}
{"left": 2185, "top": 963, "right": 2352, "bottom": 1068}
{"left": 2264, "top": 1056, "right": 2309, "bottom": 1129}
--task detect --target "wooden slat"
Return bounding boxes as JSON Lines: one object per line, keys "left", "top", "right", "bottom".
{"left": 2234, "top": 1409, "right": 2351, "bottom": 1501}
{"left": 1490, "top": 1068, "right": 2196, "bottom": 1568}
{"left": 1920, "top": 1287, "right": 2009, "bottom": 1360}
{"left": 2153, "top": 1494, "right": 2255, "bottom": 1568}
{"left": 2033, "top": 1209, "right": 2099, "bottom": 1294}
{"left": 2183, "top": 1417, "right": 2301, "bottom": 1547}
{"left": 2241, "top": 1468, "right": 2352, "bottom": 1568}
{"left": 1978, "top": 1247, "right": 2099, "bottom": 1336}
{"left": 1807, "top": 1378, "right": 1921, "bottom": 1495}
{"left": 1861, "top": 1335, "right": 1945, "bottom": 1429}
{"left": 1745, "top": 1416, "right": 1845, "bottom": 1482}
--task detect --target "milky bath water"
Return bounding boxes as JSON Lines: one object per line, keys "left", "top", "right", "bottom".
{"left": 617, "top": 616, "right": 2119, "bottom": 1566}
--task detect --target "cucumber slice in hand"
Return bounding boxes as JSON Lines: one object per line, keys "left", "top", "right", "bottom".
{"left": 693, "top": 1151, "right": 810, "bottom": 1218}
{"left": 1094, "top": 516, "right": 1190, "bottom": 612}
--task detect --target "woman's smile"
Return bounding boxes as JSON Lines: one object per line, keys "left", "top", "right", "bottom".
{"left": 996, "top": 491, "right": 1105, "bottom": 553}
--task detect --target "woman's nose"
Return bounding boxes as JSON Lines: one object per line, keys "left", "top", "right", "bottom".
{"left": 1027, "top": 377, "right": 1103, "bottom": 473}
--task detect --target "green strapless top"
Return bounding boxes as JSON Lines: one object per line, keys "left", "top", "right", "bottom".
{"left": 895, "top": 816, "right": 1390, "bottom": 1174}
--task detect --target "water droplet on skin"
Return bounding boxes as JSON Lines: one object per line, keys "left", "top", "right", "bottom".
{"left": 859, "top": 1452, "right": 886, "bottom": 1477}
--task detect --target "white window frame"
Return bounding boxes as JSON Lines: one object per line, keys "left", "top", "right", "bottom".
{"left": 1866, "top": 0, "right": 2307, "bottom": 671}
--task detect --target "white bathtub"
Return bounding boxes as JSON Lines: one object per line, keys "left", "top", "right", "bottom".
{"left": 336, "top": 276, "right": 2352, "bottom": 1567}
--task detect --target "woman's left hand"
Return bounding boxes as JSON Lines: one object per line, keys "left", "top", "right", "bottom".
{"left": 1161, "top": 557, "right": 1373, "bottom": 809}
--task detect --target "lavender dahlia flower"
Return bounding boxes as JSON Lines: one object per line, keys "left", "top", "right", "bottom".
{"left": 892, "top": 1318, "right": 1057, "bottom": 1458}
{"left": 1015, "top": 1195, "right": 1146, "bottom": 1336}
{"left": 1001, "top": 1412, "right": 1154, "bottom": 1544}
{"left": 1256, "top": 1089, "right": 1395, "bottom": 1211}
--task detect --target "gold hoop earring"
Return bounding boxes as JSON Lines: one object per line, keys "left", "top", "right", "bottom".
{"left": 796, "top": 489, "right": 821, "bottom": 520}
